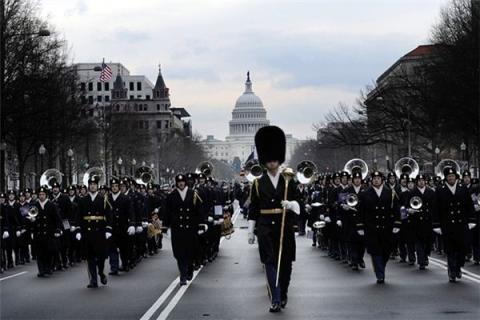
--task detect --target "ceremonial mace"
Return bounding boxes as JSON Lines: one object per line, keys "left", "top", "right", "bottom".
{"left": 276, "top": 167, "right": 295, "bottom": 287}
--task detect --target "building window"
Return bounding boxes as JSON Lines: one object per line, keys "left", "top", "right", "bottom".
{"left": 145, "top": 121, "right": 149, "bottom": 129}
{"left": 157, "top": 120, "right": 162, "bottom": 129}
{"left": 137, "top": 82, "right": 142, "bottom": 91}
{"left": 80, "top": 82, "right": 86, "bottom": 91}
{"left": 104, "top": 82, "right": 110, "bottom": 91}
{"left": 134, "top": 104, "right": 138, "bottom": 111}
{"left": 129, "top": 95, "right": 134, "bottom": 100}
{"left": 81, "top": 96, "right": 86, "bottom": 104}
{"left": 146, "top": 95, "right": 150, "bottom": 100}
{"left": 97, "top": 95, "right": 102, "bottom": 102}
{"left": 157, "top": 104, "right": 160, "bottom": 111}
{"left": 97, "top": 82, "right": 102, "bottom": 91}
{"left": 143, "top": 104, "right": 148, "bottom": 111}
{"left": 105, "top": 96, "right": 110, "bottom": 102}
{"left": 129, "top": 82, "right": 134, "bottom": 91}
{"left": 88, "top": 96, "right": 94, "bottom": 104}
{"left": 88, "top": 82, "right": 93, "bottom": 91}
{"left": 116, "top": 104, "right": 120, "bottom": 111}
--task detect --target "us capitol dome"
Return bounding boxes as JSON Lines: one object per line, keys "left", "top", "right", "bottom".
{"left": 201, "top": 72, "right": 300, "bottom": 168}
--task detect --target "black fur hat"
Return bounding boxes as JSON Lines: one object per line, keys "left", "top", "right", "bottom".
{"left": 254, "top": 126, "right": 286, "bottom": 166}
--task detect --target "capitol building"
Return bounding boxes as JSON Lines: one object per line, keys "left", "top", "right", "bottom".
{"left": 201, "top": 73, "right": 300, "bottom": 168}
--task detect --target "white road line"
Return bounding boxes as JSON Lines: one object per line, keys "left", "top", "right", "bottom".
{"left": 155, "top": 206, "right": 241, "bottom": 320}
{"left": 0, "top": 271, "right": 28, "bottom": 282}
{"left": 428, "top": 260, "right": 480, "bottom": 284}
{"left": 428, "top": 257, "right": 480, "bottom": 280}
{"left": 140, "top": 204, "right": 241, "bottom": 320}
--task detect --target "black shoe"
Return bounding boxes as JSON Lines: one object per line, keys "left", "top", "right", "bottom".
{"left": 100, "top": 273, "right": 108, "bottom": 285}
{"left": 180, "top": 279, "right": 187, "bottom": 286}
{"left": 87, "top": 283, "right": 99, "bottom": 288}
{"left": 37, "top": 273, "right": 46, "bottom": 278}
{"left": 269, "top": 303, "right": 282, "bottom": 313}
{"left": 109, "top": 271, "right": 119, "bottom": 276}
{"left": 408, "top": 261, "right": 415, "bottom": 266}
{"left": 187, "top": 271, "right": 194, "bottom": 281}
{"left": 45, "top": 271, "right": 53, "bottom": 275}
{"left": 456, "top": 271, "right": 462, "bottom": 279}
{"left": 376, "top": 278, "right": 385, "bottom": 284}
{"left": 474, "top": 260, "right": 480, "bottom": 265}
{"left": 449, "top": 276, "right": 456, "bottom": 283}
{"left": 399, "top": 258, "right": 406, "bottom": 263}
{"left": 359, "top": 261, "right": 366, "bottom": 269}
{"left": 312, "top": 243, "right": 317, "bottom": 247}
{"left": 419, "top": 265, "right": 426, "bottom": 270}
{"left": 280, "top": 295, "right": 288, "bottom": 308}
{"left": 352, "top": 264, "right": 359, "bottom": 271}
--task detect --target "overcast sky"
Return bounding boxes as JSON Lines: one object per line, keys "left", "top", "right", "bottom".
{"left": 40, "top": 0, "right": 448, "bottom": 140}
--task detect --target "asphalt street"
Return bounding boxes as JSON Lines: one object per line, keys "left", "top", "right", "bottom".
{"left": 1, "top": 211, "right": 479, "bottom": 320}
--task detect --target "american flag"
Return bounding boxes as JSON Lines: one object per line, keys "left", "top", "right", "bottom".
{"left": 99, "top": 60, "right": 112, "bottom": 82}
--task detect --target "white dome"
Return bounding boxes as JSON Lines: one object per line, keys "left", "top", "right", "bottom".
{"left": 235, "top": 92, "right": 264, "bottom": 108}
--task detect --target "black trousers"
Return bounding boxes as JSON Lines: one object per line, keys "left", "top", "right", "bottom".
{"left": 370, "top": 248, "right": 390, "bottom": 280}
{"left": 415, "top": 240, "right": 430, "bottom": 266}
{"left": 35, "top": 241, "right": 54, "bottom": 275}
{"left": 349, "top": 240, "right": 365, "bottom": 265}
{"left": 177, "top": 259, "right": 193, "bottom": 281}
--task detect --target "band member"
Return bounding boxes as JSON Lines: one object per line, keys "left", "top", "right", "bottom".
{"left": 358, "top": 171, "right": 401, "bottom": 284}
{"left": 400, "top": 174, "right": 436, "bottom": 270}
{"left": 1, "top": 194, "right": 10, "bottom": 273}
{"left": 247, "top": 126, "right": 300, "bottom": 312}
{"left": 108, "top": 178, "right": 135, "bottom": 275}
{"left": 3, "top": 190, "right": 22, "bottom": 268}
{"left": 17, "top": 192, "right": 31, "bottom": 264}
{"left": 51, "top": 182, "right": 72, "bottom": 270}
{"left": 145, "top": 183, "right": 162, "bottom": 255}
{"left": 433, "top": 167, "right": 475, "bottom": 282}
{"left": 75, "top": 176, "right": 113, "bottom": 288}
{"left": 29, "top": 186, "right": 63, "bottom": 277}
{"left": 340, "top": 172, "right": 366, "bottom": 270}
{"left": 67, "top": 186, "right": 81, "bottom": 264}
{"left": 164, "top": 174, "right": 203, "bottom": 285}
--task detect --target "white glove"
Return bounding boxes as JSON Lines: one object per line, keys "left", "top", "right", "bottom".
{"left": 407, "top": 208, "right": 417, "bottom": 214}
{"left": 357, "top": 230, "right": 365, "bottom": 236}
{"left": 324, "top": 216, "right": 331, "bottom": 223}
{"left": 2, "top": 231, "right": 9, "bottom": 239}
{"left": 16, "top": 231, "right": 21, "bottom": 237}
{"left": 54, "top": 232, "right": 61, "bottom": 237}
{"left": 29, "top": 216, "right": 36, "bottom": 222}
{"left": 198, "top": 229, "right": 205, "bottom": 235}
{"left": 127, "top": 226, "right": 135, "bottom": 236}
{"left": 76, "top": 233, "right": 82, "bottom": 241}
{"left": 306, "top": 204, "right": 312, "bottom": 210}
{"left": 281, "top": 200, "right": 300, "bottom": 214}
{"left": 70, "top": 226, "right": 76, "bottom": 232}
{"left": 341, "top": 203, "right": 351, "bottom": 211}
{"left": 468, "top": 223, "right": 477, "bottom": 230}
{"left": 319, "top": 214, "right": 325, "bottom": 220}
{"left": 474, "top": 204, "right": 480, "bottom": 212}
{"left": 433, "top": 228, "right": 442, "bottom": 235}
{"left": 136, "top": 226, "right": 143, "bottom": 233}
{"left": 336, "top": 220, "right": 342, "bottom": 227}
{"left": 105, "top": 232, "right": 112, "bottom": 239}
{"left": 219, "top": 218, "right": 224, "bottom": 224}
{"left": 208, "top": 216, "right": 214, "bottom": 223}
{"left": 154, "top": 208, "right": 159, "bottom": 214}
{"left": 392, "top": 227, "right": 400, "bottom": 234}
{"left": 142, "top": 221, "right": 148, "bottom": 228}
{"left": 21, "top": 229, "right": 26, "bottom": 234}
{"left": 247, "top": 220, "right": 256, "bottom": 245}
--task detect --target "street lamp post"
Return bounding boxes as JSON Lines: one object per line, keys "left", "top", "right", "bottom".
{"left": 131, "top": 158, "right": 136, "bottom": 176}
{"left": 117, "top": 157, "right": 123, "bottom": 176}
{"left": 67, "top": 148, "right": 74, "bottom": 185}
{"left": 460, "top": 142, "right": 467, "bottom": 165}
{"left": 385, "top": 155, "right": 390, "bottom": 171}
{"left": 435, "top": 147, "right": 440, "bottom": 169}
{"left": 38, "top": 144, "right": 46, "bottom": 174}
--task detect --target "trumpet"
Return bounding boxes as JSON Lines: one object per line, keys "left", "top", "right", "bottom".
{"left": 195, "top": 161, "right": 214, "bottom": 177}
{"left": 40, "top": 169, "right": 63, "bottom": 189}
{"left": 296, "top": 160, "right": 317, "bottom": 184}
{"left": 244, "top": 159, "right": 263, "bottom": 183}
{"left": 135, "top": 166, "right": 155, "bottom": 185}
{"left": 410, "top": 196, "right": 423, "bottom": 210}
{"left": 346, "top": 193, "right": 359, "bottom": 207}
{"left": 344, "top": 158, "right": 369, "bottom": 180}
{"left": 394, "top": 157, "right": 419, "bottom": 179}
{"left": 28, "top": 206, "right": 39, "bottom": 219}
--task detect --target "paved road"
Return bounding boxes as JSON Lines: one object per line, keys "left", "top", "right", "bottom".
{"left": 1, "top": 211, "right": 479, "bottom": 320}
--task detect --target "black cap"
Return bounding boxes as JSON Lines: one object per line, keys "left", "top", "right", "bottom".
{"left": 400, "top": 173, "right": 409, "bottom": 181}
{"left": 146, "top": 183, "right": 154, "bottom": 190}
{"left": 175, "top": 174, "right": 186, "bottom": 183}
{"left": 7, "top": 190, "right": 16, "bottom": 196}
{"left": 340, "top": 171, "right": 349, "bottom": 178}
{"left": 38, "top": 186, "right": 49, "bottom": 194}
{"left": 51, "top": 182, "right": 60, "bottom": 188}
{"left": 67, "top": 185, "right": 76, "bottom": 192}
{"left": 88, "top": 176, "right": 100, "bottom": 185}
{"left": 462, "top": 170, "right": 471, "bottom": 178}
{"left": 415, "top": 174, "right": 426, "bottom": 181}
{"left": 443, "top": 166, "right": 457, "bottom": 178}
{"left": 255, "top": 126, "right": 286, "bottom": 165}
{"left": 24, "top": 188, "right": 32, "bottom": 193}
{"left": 387, "top": 172, "right": 396, "bottom": 179}
{"left": 352, "top": 172, "right": 362, "bottom": 179}
{"left": 371, "top": 171, "right": 384, "bottom": 179}
{"left": 110, "top": 178, "right": 120, "bottom": 185}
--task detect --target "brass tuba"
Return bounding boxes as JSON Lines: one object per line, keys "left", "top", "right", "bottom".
{"left": 394, "top": 157, "right": 419, "bottom": 179}
{"left": 343, "top": 158, "right": 369, "bottom": 180}
{"left": 296, "top": 160, "right": 317, "bottom": 184}
{"left": 28, "top": 206, "right": 39, "bottom": 219}
{"left": 346, "top": 193, "right": 359, "bottom": 207}
{"left": 40, "top": 169, "right": 63, "bottom": 188}
{"left": 135, "top": 166, "right": 155, "bottom": 185}
{"left": 195, "top": 161, "right": 214, "bottom": 177}
{"left": 434, "top": 159, "right": 461, "bottom": 180}
{"left": 244, "top": 159, "right": 263, "bottom": 183}
{"left": 82, "top": 167, "right": 106, "bottom": 187}
{"left": 410, "top": 196, "right": 423, "bottom": 210}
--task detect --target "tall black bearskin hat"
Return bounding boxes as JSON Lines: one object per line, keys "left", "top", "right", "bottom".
{"left": 254, "top": 126, "right": 286, "bottom": 166}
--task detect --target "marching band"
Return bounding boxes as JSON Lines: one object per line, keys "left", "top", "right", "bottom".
{"left": 1, "top": 131, "right": 479, "bottom": 314}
